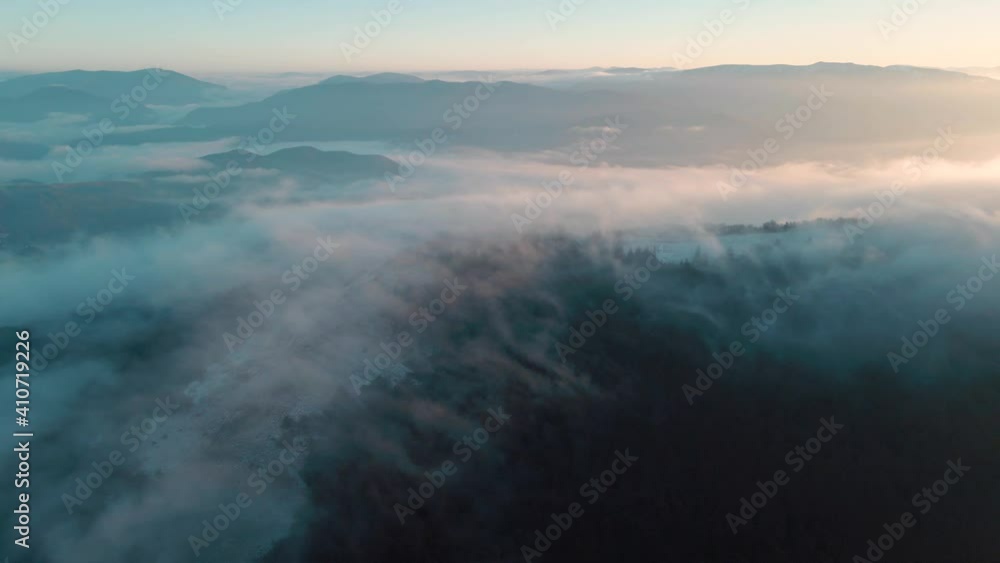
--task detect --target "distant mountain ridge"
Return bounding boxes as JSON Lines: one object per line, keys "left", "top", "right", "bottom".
{"left": 201, "top": 146, "right": 398, "bottom": 180}
{"left": 950, "top": 66, "right": 1000, "bottom": 80}
{"left": 0, "top": 69, "right": 225, "bottom": 105}
{"left": 173, "top": 77, "right": 620, "bottom": 151}
{"left": 79, "top": 61, "right": 1000, "bottom": 168}
{"left": 677, "top": 62, "right": 989, "bottom": 82}
{"left": 319, "top": 73, "right": 425, "bottom": 85}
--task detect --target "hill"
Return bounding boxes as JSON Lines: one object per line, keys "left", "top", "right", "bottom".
{"left": 0, "top": 69, "right": 225, "bottom": 105}
{"left": 201, "top": 146, "right": 397, "bottom": 180}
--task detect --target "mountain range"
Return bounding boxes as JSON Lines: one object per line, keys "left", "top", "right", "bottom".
{"left": 0, "top": 69, "right": 225, "bottom": 105}
{"left": 3, "top": 62, "right": 1000, "bottom": 171}
{"left": 201, "top": 146, "right": 398, "bottom": 181}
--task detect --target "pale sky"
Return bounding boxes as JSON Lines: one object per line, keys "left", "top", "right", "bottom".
{"left": 1, "top": 0, "right": 997, "bottom": 73}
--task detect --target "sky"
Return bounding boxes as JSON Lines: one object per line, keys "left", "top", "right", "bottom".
{"left": 1, "top": 0, "right": 997, "bottom": 73}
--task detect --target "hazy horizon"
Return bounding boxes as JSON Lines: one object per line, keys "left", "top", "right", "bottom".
{"left": 3, "top": 60, "right": 997, "bottom": 77}
{"left": 3, "top": 0, "right": 998, "bottom": 73}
